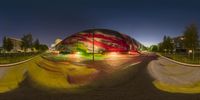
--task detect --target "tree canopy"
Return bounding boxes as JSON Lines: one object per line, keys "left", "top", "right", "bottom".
{"left": 34, "top": 38, "right": 40, "bottom": 50}
{"left": 3, "top": 37, "right": 14, "bottom": 52}
{"left": 183, "top": 24, "right": 199, "bottom": 50}
{"left": 160, "top": 35, "right": 173, "bottom": 52}
{"left": 21, "top": 33, "right": 33, "bottom": 51}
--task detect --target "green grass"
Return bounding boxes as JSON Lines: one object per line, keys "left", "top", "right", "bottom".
{"left": 160, "top": 53, "right": 200, "bottom": 64}
{"left": 42, "top": 53, "right": 107, "bottom": 62}
{"left": 0, "top": 55, "right": 35, "bottom": 64}
{"left": 0, "top": 55, "right": 99, "bottom": 93}
{"left": 81, "top": 53, "right": 106, "bottom": 60}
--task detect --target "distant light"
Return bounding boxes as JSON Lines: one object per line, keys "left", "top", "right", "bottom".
{"left": 109, "top": 52, "right": 118, "bottom": 56}
{"left": 180, "top": 37, "right": 184, "bottom": 40}
{"left": 51, "top": 50, "right": 59, "bottom": 55}
{"left": 188, "top": 50, "right": 192, "bottom": 53}
{"left": 76, "top": 52, "right": 81, "bottom": 55}
{"left": 75, "top": 52, "right": 81, "bottom": 57}
{"left": 51, "top": 44, "right": 55, "bottom": 48}
{"left": 128, "top": 51, "right": 138, "bottom": 55}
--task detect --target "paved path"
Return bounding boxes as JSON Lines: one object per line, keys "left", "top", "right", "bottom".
{"left": 0, "top": 56, "right": 35, "bottom": 79}
{"left": 0, "top": 54, "right": 200, "bottom": 100}
{"left": 148, "top": 57, "right": 200, "bottom": 85}
{"left": 0, "top": 67, "right": 9, "bottom": 78}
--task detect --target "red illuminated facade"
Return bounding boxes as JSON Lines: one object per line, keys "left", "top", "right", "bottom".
{"left": 56, "top": 29, "right": 140, "bottom": 54}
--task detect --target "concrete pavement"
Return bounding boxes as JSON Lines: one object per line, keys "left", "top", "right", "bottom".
{"left": 148, "top": 56, "right": 200, "bottom": 93}
{"left": 1, "top": 53, "right": 200, "bottom": 99}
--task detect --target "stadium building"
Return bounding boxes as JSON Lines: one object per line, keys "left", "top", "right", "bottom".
{"left": 55, "top": 29, "right": 142, "bottom": 54}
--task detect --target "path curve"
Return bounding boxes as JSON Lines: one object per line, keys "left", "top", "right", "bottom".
{"left": 0, "top": 56, "right": 36, "bottom": 67}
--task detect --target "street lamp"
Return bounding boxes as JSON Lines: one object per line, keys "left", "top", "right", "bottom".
{"left": 92, "top": 32, "right": 94, "bottom": 61}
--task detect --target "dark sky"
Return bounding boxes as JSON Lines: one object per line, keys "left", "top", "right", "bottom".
{"left": 0, "top": 0, "right": 200, "bottom": 47}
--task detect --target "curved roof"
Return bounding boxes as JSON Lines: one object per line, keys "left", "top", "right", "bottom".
{"left": 78, "top": 29, "right": 126, "bottom": 39}
{"left": 56, "top": 29, "right": 140, "bottom": 53}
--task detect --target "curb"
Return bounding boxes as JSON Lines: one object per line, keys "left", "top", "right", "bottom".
{"left": 0, "top": 56, "right": 36, "bottom": 67}
{"left": 157, "top": 53, "right": 200, "bottom": 67}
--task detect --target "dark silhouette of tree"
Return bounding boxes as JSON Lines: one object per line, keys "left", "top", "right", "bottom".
{"left": 39, "top": 44, "right": 48, "bottom": 51}
{"left": 150, "top": 45, "right": 158, "bottom": 52}
{"left": 21, "top": 33, "right": 33, "bottom": 52}
{"left": 3, "top": 37, "right": 13, "bottom": 52}
{"left": 183, "top": 24, "right": 199, "bottom": 59}
{"left": 3, "top": 36, "right": 7, "bottom": 50}
{"left": 161, "top": 35, "right": 173, "bottom": 53}
{"left": 166, "top": 36, "right": 173, "bottom": 53}
{"left": 34, "top": 38, "right": 40, "bottom": 50}
{"left": 158, "top": 42, "right": 163, "bottom": 52}
{"left": 6, "top": 38, "right": 14, "bottom": 51}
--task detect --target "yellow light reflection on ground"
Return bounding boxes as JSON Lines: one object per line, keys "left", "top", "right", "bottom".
{"left": 0, "top": 55, "right": 98, "bottom": 93}
{"left": 154, "top": 80, "right": 200, "bottom": 94}
{"left": 28, "top": 59, "right": 75, "bottom": 90}
{"left": 27, "top": 56, "right": 98, "bottom": 90}
{"left": 0, "top": 65, "right": 26, "bottom": 93}
{"left": 0, "top": 53, "right": 139, "bottom": 93}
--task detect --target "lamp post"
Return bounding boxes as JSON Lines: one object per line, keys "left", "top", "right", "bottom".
{"left": 92, "top": 32, "right": 94, "bottom": 61}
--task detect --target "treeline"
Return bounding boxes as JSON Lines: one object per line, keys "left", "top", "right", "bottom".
{"left": 2, "top": 33, "right": 48, "bottom": 52}
{"left": 150, "top": 24, "right": 199, "bottom": 55}
{"left": 0, "top": 52, "right": 40, "bottom": 57}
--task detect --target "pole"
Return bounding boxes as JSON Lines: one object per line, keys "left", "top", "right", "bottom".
{"left": 193, "top": 48, "right": 195, "bottom": 60}
{"left": 92, "top": 32, "right": 94, "bottom": 61}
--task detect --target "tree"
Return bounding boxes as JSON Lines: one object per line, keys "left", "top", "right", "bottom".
{"left": 34, "top": 38, "right": 40, "bottom": 50}
{"left": 150, "top": 45, "right": 158, "bottom": 52}
{"left": 21, "top": 33, "right": 33, "bottom": 52}
{"left": 158, "top": 43, "right": 163, "bottom": 52}
{"left": 2, "top": 37, "right": 13, "bottom": 52}
{"left": 166, "top": 36, "right": 173, "bottom": 53}
{"left": 183, "top": 24, "right": 199, "bottom": 59}
{"left": 3, "top": 36, "right": 7, "bottom": 50}
{"left": 6, "top": 38, "right": 14, "bottom": 51}
{"left": 39, "top": 44, "right": 48, "bottom": 51}
{"left": 162, "top": 35, "right": 173, "bottom": 53}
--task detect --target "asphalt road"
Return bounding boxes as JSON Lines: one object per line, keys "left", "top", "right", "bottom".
{"left": 0, "top": 54, "right": 200, "bottom": 100}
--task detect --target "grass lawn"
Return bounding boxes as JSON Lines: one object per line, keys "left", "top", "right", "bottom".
{"left": 160, "top": 53, "right": 200, "bottom": 64}
{"left": 42, "top": 53, "right": 107, "bottom": 62}
{"left": 0, "top": 56, "right": 35, "bottom": 64}
{"left": 0, "top": 52, "right": 41, "bottom": 64}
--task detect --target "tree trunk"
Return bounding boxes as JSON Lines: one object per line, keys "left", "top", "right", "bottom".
{"left": 192, "top": 48, "right": 195, "bottom": 60}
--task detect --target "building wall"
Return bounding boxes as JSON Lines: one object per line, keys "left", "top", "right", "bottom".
{"left": 7, "top": 37, "right": 23, "bottom": 52}
{"left": 171, "top": 36, "right": 187, "bottom": 53}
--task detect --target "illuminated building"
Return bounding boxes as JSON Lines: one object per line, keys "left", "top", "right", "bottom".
{"left": 51, "top": 38, "right": 62, "bottom": 49}
{"left": 171, "top": 36, "right": 186, "bottom": 53}
{"left": 7, "top": 37, "right": 23, "bottom": 52}
{"left": 55, "top": 29, "right": 140, "bottom": 54}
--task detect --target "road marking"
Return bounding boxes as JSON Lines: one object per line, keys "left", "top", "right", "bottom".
{"left": 123, "top": 61, "right": 141, "bottom": 69}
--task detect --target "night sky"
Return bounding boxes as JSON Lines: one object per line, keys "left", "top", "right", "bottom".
{"left": 0, "top": 0, "right": 200, "bottom": 47}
